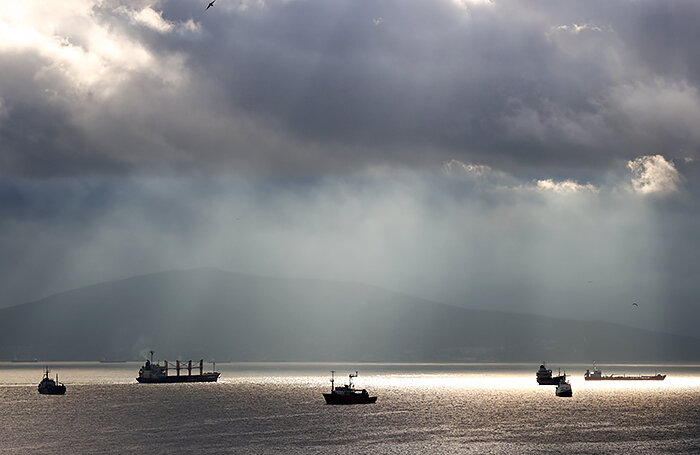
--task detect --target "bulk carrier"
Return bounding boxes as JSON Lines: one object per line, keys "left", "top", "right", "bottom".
{"left": 136, "top": 351, "right": 220, "bottom": 383}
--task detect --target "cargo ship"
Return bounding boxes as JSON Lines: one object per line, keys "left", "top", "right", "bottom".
{"left": 536, "top": 363, "right": 566, "bottom": 385}
{"left": 584, "top": 365, "right": 665, "bottom": 381}
{"left": 323, "top": 371, "right": 377, "bottom": 405}
{"left": 38, "top": 367, "right": 66, "bottom": 395}
{"left": 136, "top": 351, "right": 220, "bottom": 383}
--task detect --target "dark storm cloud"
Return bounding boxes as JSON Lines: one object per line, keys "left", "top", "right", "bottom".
{"left": 1, "top": 0, "right": 699, "bottom": 177}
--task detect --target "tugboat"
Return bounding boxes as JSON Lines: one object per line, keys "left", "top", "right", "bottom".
{"left": 555, "top": 378, "right": 572, "bottom": 397}
{"left": 322, "top": 371, "right": 377, "bottom": 405}
{"left": 38, "top": 368, "right": 66, "bottom": 395}
{"left": 136, "top": 351, "right": 220, "bottom": 383}
{"left": 536, "top": 362, "right": 566, "bottom": 385}
{"left": 584, "top": 364, "right": 665, "bottom": 381}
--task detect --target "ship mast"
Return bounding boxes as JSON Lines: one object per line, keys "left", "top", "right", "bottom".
{"left": 330, "top": 370, "right": 335, "bottom": 392}
{"left": 349, "top": 371, "right": 358, "bottom": 389}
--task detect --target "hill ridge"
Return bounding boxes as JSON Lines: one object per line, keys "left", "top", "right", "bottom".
{"left": 1, "top": 268, "right": 697, "bottom": 362}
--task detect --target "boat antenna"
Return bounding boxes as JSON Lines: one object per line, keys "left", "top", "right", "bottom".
{"left": 349, "top": 371, "right": 358, "bottom": 388}
{"left": 330, "top": 370, "right": 335, "bottom": 392}
{"left": 149, "top": 350, "right": 154, "bottom": 363}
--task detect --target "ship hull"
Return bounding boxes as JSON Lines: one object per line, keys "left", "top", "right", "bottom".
{"left": 556, "top": 390, "right": 572, "bottom": 397}
{"left": 585, "top": 375, "right": 665, "bottom": 381}
{"left": 38, "top": 385, "right": 66, "bottom": 395}
{"left": 136, "top": 373, "right": 220, "bottom": 383}
{"left": 537, "top": 376, "right": 566, "bottom": 385}
{"left": 323, "top": 393, "right": 377, "bottom": 405}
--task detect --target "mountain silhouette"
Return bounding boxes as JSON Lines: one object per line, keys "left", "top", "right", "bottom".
{"left": 1, "top": 268, "right": 697, "bottom": 361}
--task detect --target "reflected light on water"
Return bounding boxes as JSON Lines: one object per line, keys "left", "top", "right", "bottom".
{"left": 2, "top": 362, "right": 700, "bottom": 391}
{"left": 2, "top": 362, "right": 699, "bottom": 454}
{"left": 220, "top": 372, "right": 700, "bottom": 393}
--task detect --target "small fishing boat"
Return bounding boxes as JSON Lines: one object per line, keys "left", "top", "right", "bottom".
{"left": 38, "top": 368, "right": 66, "bottom": 395}
{"left": 555, "top": 378, "right": 572, "bottom": 397}
{"left": 322, "top": 371, "right": 377, "bottom": 405}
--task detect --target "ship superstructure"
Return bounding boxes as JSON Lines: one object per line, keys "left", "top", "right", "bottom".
{"left": 136, "top": 351, "right": 220, "bottom": 383}
{"left": 536, "top": 363, "right": 566, "bottom": 385}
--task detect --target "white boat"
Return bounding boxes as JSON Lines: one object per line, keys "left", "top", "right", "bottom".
{"left": 555, "top": 379, "right": 572, "bottom": 397}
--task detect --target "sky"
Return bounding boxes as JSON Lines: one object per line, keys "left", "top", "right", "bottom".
{"left": 0, "top": 0, "right": 698, "bottom": 336}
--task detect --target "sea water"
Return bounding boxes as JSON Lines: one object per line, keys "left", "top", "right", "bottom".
{"left": 1, "top": 362, "right": 698, "bottom": 454}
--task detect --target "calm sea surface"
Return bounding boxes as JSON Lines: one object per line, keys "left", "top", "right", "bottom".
{"left": 1, "top": 362, "right": 698, "bottom": 454}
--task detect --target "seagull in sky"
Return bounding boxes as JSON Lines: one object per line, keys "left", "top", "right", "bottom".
{"left": 206, "top": 0, "right": 216, "bottom": 10}
{"left": 632, "top": 302, "right": 639, "bottom": 307}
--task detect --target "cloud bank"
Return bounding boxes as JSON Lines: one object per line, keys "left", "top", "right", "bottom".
{"left": 1, "top": 0, "right": 699, "bottom": 177}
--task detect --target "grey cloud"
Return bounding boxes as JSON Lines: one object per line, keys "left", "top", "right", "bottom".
{"left": 1, "top": 0, "right": 699, "bottom": 178}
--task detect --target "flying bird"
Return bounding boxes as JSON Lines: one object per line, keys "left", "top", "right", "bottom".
{"left": 632, "top": 302, "right": 639, "bottom": 307}
{"left": 206, "top": 0, "right": 215, "bottom": 10}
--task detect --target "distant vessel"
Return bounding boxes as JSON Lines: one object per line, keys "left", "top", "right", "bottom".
{"left": 584, "top": 365, "right": 665, "bottom": 381}
{"left": 536, "top": 363, "right": 566, "bottom": 385}
{"left": 555, "top": 378, "right": 572, "bottom": 397}
{"left": 38, "top": 368, "right": 66, "bottom": 395}
{"left": 136, "top": 351, "right": 220, "bottom": 383}
{"left": 323, "top": 371, "right": 377, "bottom": 405}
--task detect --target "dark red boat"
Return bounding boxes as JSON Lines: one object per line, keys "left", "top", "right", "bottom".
{"left": 322, "top": 371, "right": 377, "bottom": 405}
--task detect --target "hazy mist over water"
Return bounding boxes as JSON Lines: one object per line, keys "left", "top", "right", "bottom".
{"left": 1, "top": 363, "right": 698, "bottom": 454}
{"left": 2, "top": 174, "right": 699, "bottom": 339}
